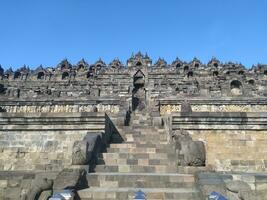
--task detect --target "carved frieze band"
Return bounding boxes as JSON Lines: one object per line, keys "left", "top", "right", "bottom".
{"left": 1, "top": 104, "right": 120, "bottom": 113}
{"left": 160, "top": 104, "right": 267, "bottom": 114}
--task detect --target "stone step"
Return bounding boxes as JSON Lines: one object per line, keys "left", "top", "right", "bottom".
{"left": 122, "top": 130, "right": 166, "bottom": 135}
{"left": 131, "top": 118, "right": 152, "bottom": 122}
{"left": 98, "top": 157, "right": 176, "bottom": 166}
{"left": 106, "top": 147, "right": 174, "bottom": 154}
{"left": 131, "top": 116, "right": 151, "bottom": 119}
{"left": 100, "top": 152, "right": 176, "bottom": 160}
{"left": 131, "top": 117, "right": 151, "bottom": 120}
{"left": 177, "top": 166, "right": 208, "bottom": 174}
{"left": 78, "top": 187, "right": 201, "bottom": 200}
{"left": 110, "top": 134, "right": 124, "bottom": 143}
{"left": 123, "top": 126, "right": 164, "bottom": 131}
{"left": 131, "top": 115, "right": 151, "bottom": 119}
{"left": 124, "top": 138, "right": 168, "bottom": 143}
{"left": 130, "top": 123, "right": 153, "bottom": 126}
{"left": 87, "top": 172, "right": 195, "bottom": 189}
{"left": 109, "top": 142, "right": 170, "bottom": 148}
{"left": 94, "top": 165, "right": 178, "bottom": 173}
{"left": 120, "top": 141, "right": 169, "bottom": 145}
{"left": 124, "top": 134, "right": 168, "bottom": 142}
{"left": 131, "top": 122, "right": 152, "bottom": 126}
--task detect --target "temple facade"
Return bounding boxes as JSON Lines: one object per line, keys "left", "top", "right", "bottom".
{"left": 1, "top": 53, "right": 267, "bottom": 199}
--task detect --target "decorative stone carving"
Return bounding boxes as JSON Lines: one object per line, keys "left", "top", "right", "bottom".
{"left": 226, "top": 180, "right": 253, "bottom": 200}
{"left": 72, "top": 133, "right": 103, "bottom": 165}
{"left": 0, "top": 104, "right": 120, "bottom": 113}
{"left": 38, "top": 190, "right": 53, "bottom": 200}
{"left": 109, "top": 58, "right": 123, "bottom": 70}
{"left": 171, "top": 129, "right": 205, "bottom": 166}
{"left": 127, "top": 52, "right": 152, "bottom": 67}
{"left": 180, "top": 100, "right": 192, "bottom": 114}
{"left": 22, "top": 178, "right": 53, "bottom": 200}
{"left": 154, "top": 58, "right": 167, "bottom": 68}
{"left": 53, "top": 168, "right": 87, "bottom": 192}
{"left": 72, "top": 140, "right": 89, "bottom": 165}
{"left": 160, "top": 104, "right": 267, "bottom": 114}
{"left": 76, "top": 58, "right": 89, "bottom": 71}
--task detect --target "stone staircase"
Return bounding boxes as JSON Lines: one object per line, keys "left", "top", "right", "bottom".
{"left": 78, "top": 112, "right": 202, "bottom": 200}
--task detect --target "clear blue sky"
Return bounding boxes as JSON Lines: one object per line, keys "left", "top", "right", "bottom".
{"left": 0, "top": 0, "right": 267, "bottom": 69}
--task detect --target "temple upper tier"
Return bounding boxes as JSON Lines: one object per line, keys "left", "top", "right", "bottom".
{"left": 0, "top": 52, "right": 267, "bottom": 102}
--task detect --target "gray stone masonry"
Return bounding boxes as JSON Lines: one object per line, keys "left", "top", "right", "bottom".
{"left": 1, "top": 53, "right": 267, "bottom": 199}
{"left": 78, "top": 112, "right": 204, "bottom": 200}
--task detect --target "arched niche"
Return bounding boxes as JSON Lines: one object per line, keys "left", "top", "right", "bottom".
{"left": 187, "top": 71, "right": 193, "bottom": 78}
{"left": 230, "top": 80, "right": 243, "bottom": 96}
{"left": 184, "top": 66, "right": 189, "bottom": 72}
{"left": 176, "top": 63, "right": 181, "bottom": 68}
{"left": 61, "top": 64, "right": 66, "bottom": 70}
{"left": 0, "top": 84, "right": 5, "bottom": 94}
{"left": 62, "top": 72, "right": 69, "bottom": 80}
{"left": 37, "top": 72, "right": 45, "bottom": 80}
{"left": 213, "top": 63, "right": 218, "bottom": 68}
{"left": 77, "top": 64, "right": 85, "bottom": 70}
{"left": 136, "top": 61, "right": 142, "bottom": 66}
{"left": 95, "top": 64, "right": 102, "bottom": 74}
{"left": 238, "top": 70, "right": 244, "bottom": 75}
{"left": 4, "top": 74, "right": 9, "bottom": 79}
{"left": 213, "top": 71, "right": 219, "bottom": 76}
{"left": 132, "top": 70, "right": 146, "bottom": 111}
{"left": 248, "top": 79, "right": 255, "bottom": 85}
{"left": 48, "top": 73, "right": 53, "bottom": 80}
{"left": 96, "top": 64, "right": 102, "bottom": 69}
{"left": 14, "top": 72, "right": 21, "bottom": 80}
{"left": 87, "top": 71, "right": 93, "bottom": 79}
{"left": 133, "top": 70, "right": 145, "bottom": 86}
{"left": 194, "top": 63, "right": 200, "bottom": 68}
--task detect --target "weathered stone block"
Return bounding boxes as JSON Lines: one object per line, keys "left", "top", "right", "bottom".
{"left": 172, "top": 129, "right": 206, "bottom": 166}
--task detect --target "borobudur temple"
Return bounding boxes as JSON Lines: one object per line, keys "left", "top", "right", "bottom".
{"left": 0, "top": 52, "right": 267, "bottom": 199}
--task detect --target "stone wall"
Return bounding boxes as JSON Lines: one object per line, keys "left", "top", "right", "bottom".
{"left": 191, "top": 130, "right": 267, "bottom": 172}
{"left": 159, "top": 99, "right": 267, "bottom": 114}
{"left": 0, "top": 113, "right": 105, "bottom": 171}
{"left": 0, "top": 171, "right": 57, "bottom": 200}
{"left": 170, "top": 112, "right": 267, "bottom": 172}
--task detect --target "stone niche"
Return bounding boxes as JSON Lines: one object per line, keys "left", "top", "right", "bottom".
{"left": 230, "top": 80, "right": 243, "bottom": 96}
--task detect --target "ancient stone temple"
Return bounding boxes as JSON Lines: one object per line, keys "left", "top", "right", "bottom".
{"left": 1, "top": 52, "right": 267, "bottom": 199}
